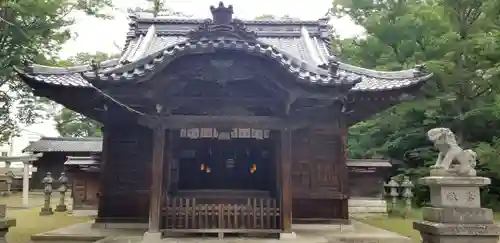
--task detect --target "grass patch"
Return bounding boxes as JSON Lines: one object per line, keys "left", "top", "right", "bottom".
{"left": 0, "top": 193, "right": 45, "bottom": 208}
{"left": 5, "top": 208, "right": 91, "bottom": 243}
{"left": 359, "top": 215, "right": 421, "bottom": 242}
{"left": 358, "top": 207, "right": 500, "bottom": 243}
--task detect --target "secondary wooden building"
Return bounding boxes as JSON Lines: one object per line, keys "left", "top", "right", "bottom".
{"left": 16, "top": 2, "right": 432, "bottom": 238}
{"left": 23, "top": 137, "right": 101, "bottom": 190}
{"left": 65, "top": 156, "right": 101, "bottom": 210}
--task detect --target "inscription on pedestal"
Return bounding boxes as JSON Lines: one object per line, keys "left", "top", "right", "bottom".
{"left": 431, "top": 186, "right": 480, "bottom": 208}
{"left": 422, "top": 207, "right": 494, "bottom": 224}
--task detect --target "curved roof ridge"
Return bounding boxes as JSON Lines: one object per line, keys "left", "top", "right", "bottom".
{"left": 130, "top": 12, "right": 322, "bottom": 26}
{"left": 83, "top": 39, "right": 359, "bottom": 86}
{"left": 21, "top": 59, "right": 120, "bottom": 75}
{"left": 339, "top": 62, "right": 422, "bottom": 79}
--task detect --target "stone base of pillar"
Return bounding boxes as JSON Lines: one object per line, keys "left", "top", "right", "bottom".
{"left": 414, "top": 220, "right": 500, "bottom": 243}
{"left": 0, "top": 229, "right": 8, "bottom": 243}
{"left": 0, "top": 217, "right": 16, "bottom": 243}
{"left": 140, "top": 231, "right": 163, "bottom": 243}
{"left": 40, "top": 207, "right": 53, "bottom": 216}
{"left": 279, "top": 232, "right": 297, "bottom": 240}
{"left": 413, "top": 170, "right": 500, "bottom": 243}
{"left": 55, "top": 204, "right": 67, "bottom": 212}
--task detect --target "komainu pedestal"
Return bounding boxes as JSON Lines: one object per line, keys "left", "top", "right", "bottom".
{"left": 413, "top": 168, "right": 500, "bottom": 243}
{"left": 0, "top": 204, "right": 16, "bottom": 243}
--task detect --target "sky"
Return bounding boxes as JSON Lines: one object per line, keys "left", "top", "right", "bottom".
{"left": 22, "top": 0, "right": 363, "bottom": 149}
{"left": 59, "top": 0, "right": 363, "bottom": 58}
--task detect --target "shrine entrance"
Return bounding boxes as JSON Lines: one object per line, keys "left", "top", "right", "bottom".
{"left": 176, "top": 128, "right": 276, "bottom": 193}
{"left": 162, "top": 128, "right": 281, "bottom": 233}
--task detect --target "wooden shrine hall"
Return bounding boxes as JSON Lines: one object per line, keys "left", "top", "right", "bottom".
{"left": 15, "top": 2, "right": 432, "bottom": 241}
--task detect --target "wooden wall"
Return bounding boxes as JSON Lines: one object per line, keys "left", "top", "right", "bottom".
{"left": 96, "top": 124, "right": 349, "bottom": 223}
{"left": 291, "top": 125, "right": 348, "bottom": 220}
{"left": 31, "top": 152, "right": 90, "bottom": 190}
{"left": 96, "top": 124, "right": 153, "bottom": 223}
{"left": 70, "top": 171, "right": 100, "bottom": 210}
{"left": 348, "top": 168, "right": 386, "bottom": 198}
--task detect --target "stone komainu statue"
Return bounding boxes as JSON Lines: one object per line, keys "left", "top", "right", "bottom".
{"left": 427, "top": 127, "right": 477, "bottom": 175}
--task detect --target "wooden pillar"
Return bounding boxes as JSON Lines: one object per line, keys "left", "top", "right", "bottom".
{"left": 97, "top": 126, "right": 108, "bottom": 219}
{"left": 273, "top": 131, "right": 281, "bottom": 199}
{"left": 280, "top": 127, "right": 292, "bottom": 232}
{"left": 339, "top": 121, "right": 350, "bottom": 220}
{"left": 164, "top": 130, "right": 173, "bottom": 196}
{"left": 147, "top": 126, "right": 166, "bottom": 233}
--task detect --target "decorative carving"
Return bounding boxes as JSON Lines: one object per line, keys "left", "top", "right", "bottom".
{"left": 414, "top": 64, "right": 427, "bottom": 76}
{"left": 186, "top": 2, "right": 257, "bottom": 41}
{"left": 328, "top": 56, "right": 340, "bottom": 77}
{"left": 166, "top": 55, "right": 256, "bottom": 86}
{"left": 89, "top": 59, "right": 100, "bottom": 75}
{"left": 210, "top": 2, "right": 233, "bottom": 25}
{"left": 427, "top": 127, "right": 477, "bottom": 175}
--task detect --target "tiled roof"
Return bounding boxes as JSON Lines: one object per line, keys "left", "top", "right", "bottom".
{"left": 15, "top": 4, "right": 432, "bottom": 93}
{"left": 84, "top": 38, "right": 359, "bottom": 86}
{"left": 23, "top": 137, "right": 103, "bottom": 153}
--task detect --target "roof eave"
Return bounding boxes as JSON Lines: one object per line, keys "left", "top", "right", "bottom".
{"left": 345, "top": 75, "right": 432, "bottom": 126}
{"left": 82, "top": 39, "right": 346, "bottom": 87}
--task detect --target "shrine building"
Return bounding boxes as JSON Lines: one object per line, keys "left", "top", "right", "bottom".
{"left": 15, "top": 2, "right": 432, "bottom": 241}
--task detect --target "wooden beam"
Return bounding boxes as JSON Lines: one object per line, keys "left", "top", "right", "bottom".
{"left": 137, "top": 115, "right": 308, "bottom": 130}
{"left": 162, "top": 96, "right": 279, "bottom": 107}
{"left": 280, "top": 128, "right": 292, "bottom": 232}
{"left": 147, "top": 125, "right": 166, "bottom": 233}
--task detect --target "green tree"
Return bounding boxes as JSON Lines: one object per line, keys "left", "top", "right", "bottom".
{"left": 55, "top": 108, "right": 102, "bottom": 137}
{"left": 332, "top": 0, "right": 500, "bottom": 206}
{"left": 54, "top": 52, "right": 117, "bottom": 137}
{"left": 127, "top": 0, "right": 189, "bottom": 17}
{"left": 0, "top": 0, "right": 112, "bottom": 142}
{"left": 254, "top": 14, "right": 299, "bottom": 20}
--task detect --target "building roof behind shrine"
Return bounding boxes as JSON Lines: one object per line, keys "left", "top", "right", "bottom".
{"left": 23, "top": 137, "right": 102, "bottom": 153}
{"left": 15, "top": 2, "right": 433, "bottom": 125}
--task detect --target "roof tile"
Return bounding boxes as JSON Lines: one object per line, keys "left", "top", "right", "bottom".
{"left": 32, "top": 73, "right": 91, "bottom": 87}
{"left": 23, "top": 137, "right": 102, "bottom": 153}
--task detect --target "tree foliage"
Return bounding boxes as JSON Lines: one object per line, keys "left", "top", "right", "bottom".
{"left": 0, "top": 0, "right": 112, "bottom": 142}
{"left": 54, "top": 52, "right": 117, "bottom": 137}
{"left": 254, "top": 14, "right": 300, "bottom": 20}
{"left": 55, "top": 108, "right": 102, "bottom": 137}
{"left": 127, "top": 0, "right": 190, "bottom": 17}
{"left": 333, "top": 0, "right": 500, "bottom": 207}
